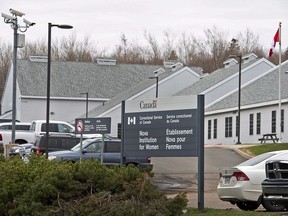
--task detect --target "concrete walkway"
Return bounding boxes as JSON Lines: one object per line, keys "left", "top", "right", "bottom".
{"left": 205, "top": 143, "right": 257, "bottom": 159}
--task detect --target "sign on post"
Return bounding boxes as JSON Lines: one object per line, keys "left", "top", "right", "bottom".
{"left": 122, "top": 95, "right": 203, "bottom": 157}
{"left": 75, "top": 117, "right": 111, "bottom": 134}
{"left": 122, "top": 95, "right": 205, "bottom": 210}
{"left": 75, "top": 117, "right": 111, "bottom": 164}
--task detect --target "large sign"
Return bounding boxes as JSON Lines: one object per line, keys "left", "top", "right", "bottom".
{"left": 75, "top": 117, "right": 111, "bottom": 134}
{"left": 123, "top": 95, "right": 204, "bottom": 157}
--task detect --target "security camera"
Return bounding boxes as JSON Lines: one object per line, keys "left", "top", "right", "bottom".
{"left": 23, "top": 18, "right": 35, "bottom": 26}
{"left": 9, "top": 8, "right": 25, "bottom": 17}
{"left": 1, "top": 13, "right": 15, "bottom": 20}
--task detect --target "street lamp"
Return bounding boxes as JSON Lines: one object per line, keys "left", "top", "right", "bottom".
{"left": 149, "top": 71, "right": 159, "bottom": 98}
{"left": 229, "top": 54, "right": 242, "bottom": 144}
{"left": 2, "top": 9, "right": 35, "bottom": 144}
{"left": 80, "top": 92, "right": 88, "bottom": 118}
{"left": 46, "top": 23, "right": 73, "bottom": 158}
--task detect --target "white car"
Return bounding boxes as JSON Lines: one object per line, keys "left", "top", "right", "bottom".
{"left": 0, "top": 122, "right": 31, "bottom": 131}
{"left": 217, "top": 150, "right": 288, "bottom": 211}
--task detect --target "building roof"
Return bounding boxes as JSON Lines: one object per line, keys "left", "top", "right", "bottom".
{"left": 174, "top": 58, "right": 260, "bottom": 96}
{"left": 206, "top": 60, "right": 288, "bottom": 113}
{"left": 78, "top": 66, "right": 202, "bottom": 118}
{"left": 17, "top": 59, "right": 201, "bottom": 99}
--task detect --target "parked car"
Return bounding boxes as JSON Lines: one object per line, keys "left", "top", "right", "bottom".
{"left": 0, "top": 122, "right": 31, "bottom": 131}
{"left": 262, "top": 159, "right": 288, "bottom": 210}
{"left": 0, "top": 120, "right": 76, "bottom": 154}
{"left": 217, "top": 150, "right": 288, "bottom": 211}
{"left": 0, "top": 122, "right": 31, "bottom": 153}
{"left": 31, "top": 135, "right": 81, "bottom": 154}
{"left": 9, "top": 143, "right": 33, "bottom": 156}
{"left": 48, "top": 137, "right": 152, "bottom": 170}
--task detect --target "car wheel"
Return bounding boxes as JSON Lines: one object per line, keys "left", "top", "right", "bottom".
{"left": 262, "top": 199, "right": 286, "bottom": 212}
{"left": 236, "top": 201, "right": 260, "bottom": 211}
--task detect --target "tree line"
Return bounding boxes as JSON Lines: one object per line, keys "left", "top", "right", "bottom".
{"left": 0, "top": 27, "right": 287, "bottom": 108}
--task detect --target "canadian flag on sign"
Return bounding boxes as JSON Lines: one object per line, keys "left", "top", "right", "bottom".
{"left": 269, "top": 29, "right": 280, "bottom": 57}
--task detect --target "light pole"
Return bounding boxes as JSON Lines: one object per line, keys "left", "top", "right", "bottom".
{"left": 46, "top": 23, "right": 73, "bottom": 158}
{"left": 229, "top": 54, "right": 242, "bottom": 144}
{"left": 149, "top": 72, "right": 159, "bottom": 98}
{"left": 1, "top": 9, "right": 35, "bottom": 143}
{"left": 80, "top": 92, "right": 88, "bottom": 118}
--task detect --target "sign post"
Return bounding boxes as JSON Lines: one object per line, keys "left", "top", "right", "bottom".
{"left": 75, "top": 117, "right": 111, "bottom": 164}
{"left": 122, "top": 95, "right": 204, "bottom": 209}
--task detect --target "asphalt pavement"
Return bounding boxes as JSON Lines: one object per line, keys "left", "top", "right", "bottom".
{"left": 152, "top": 143, "right": 259, "bottom": 210}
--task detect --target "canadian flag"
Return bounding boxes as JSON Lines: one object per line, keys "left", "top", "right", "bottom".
{"left": 269, "top": 29, "right": 280, "bottom": 57}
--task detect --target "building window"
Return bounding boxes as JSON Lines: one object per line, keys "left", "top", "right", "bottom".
{"left": 256, "top": 113, "right": 261, "bottom": 135}
{"left": 208, "top": 120, "right": 211, "bottom": 139}
{"left": 213, "top": 119, "right": 217, "bottom": 139}
{"left": 236, "top": 116, "right": 239, "bottom": 137}
{"left": 281, "top": 109, "right": 284, "bottom": 133}
{"left": 249, "top": 114, "right": 254, "bottom": 135}
{"left": 272, "top": 110, "right": 276, "bottom": 133}
{"left": 225, "top": 117, "right": 232, "bottom": 137}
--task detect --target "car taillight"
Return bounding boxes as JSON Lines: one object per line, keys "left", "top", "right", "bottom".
{"left": 37, "top": 147, "right": 40, "bottom": 154}
{"left": 0, "top": 134, "right": 2, "bottom": 141}
{"left": 232, "top": 172, "right": 249, "bottom": 181}
{"left": 147, "top": 157, "right": 151, "bottom": 164}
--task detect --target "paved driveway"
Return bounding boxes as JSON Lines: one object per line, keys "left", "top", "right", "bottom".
{"left": 151, "top": 145, "right": 252, "bottom": 209}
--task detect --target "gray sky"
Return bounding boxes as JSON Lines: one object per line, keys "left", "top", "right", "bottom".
{"left": 0, "top": 0, "right": 287, "bottom": 55}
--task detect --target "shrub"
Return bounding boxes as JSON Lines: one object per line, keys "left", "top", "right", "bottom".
{"left": 0, "top": 156, "right": 187, "bottom": 215}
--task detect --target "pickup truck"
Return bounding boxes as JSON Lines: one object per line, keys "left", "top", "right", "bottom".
{"left": 0, "top": 120, "right": 75, "bottom": 154}
{"left": 48, "top": 137, "right": 153, "bottom": 171}
{"left": 31, "top": 134, "right": 81, "bottom": 154}
{"left": 262, "top": 160, "right": 288, "bottom": 210}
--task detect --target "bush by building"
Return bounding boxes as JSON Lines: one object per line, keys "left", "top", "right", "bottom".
{"left": 0, "top": 156, "right": 187, "bottom": 215}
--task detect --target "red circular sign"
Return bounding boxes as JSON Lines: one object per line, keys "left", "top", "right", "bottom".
{"left": 76, "top": 120, "right": 84, "bottom": 133}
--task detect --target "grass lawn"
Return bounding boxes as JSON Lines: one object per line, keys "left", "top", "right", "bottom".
{"left": 240, "top": 143, "right": 288, "bottom": 156}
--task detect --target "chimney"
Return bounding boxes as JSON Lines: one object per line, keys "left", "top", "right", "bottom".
{"left": 163, "top": 60, "right": 183, "bottom": 70}
{"left": 242, "top": 53, "right": 258, "bottom": 64}
{"left": 97, "top": 58, "right": 116, "bottom": 66}
{"left": 29, "top": 55, "right": 48, "bottom": 63}
{"left": 223, "top": 58, "right": 238, "bottom": 69}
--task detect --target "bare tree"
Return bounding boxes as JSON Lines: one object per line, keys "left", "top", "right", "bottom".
{"left": 236, "top": 28, "right": 263, "bottom": 55}
{"left": 144, "top": 31, "right": 162, "bottom": 64}
{"left": 18, "top": 39, "right": 47, "bottom": 59}
{"left": 0, "top": 40, "right": 12, "bottom": 103}
{"left": 176, "top": 33, "right": 197, "bottom": 65}
{"left": 162, "top": 30, "right": 177, "bottom": 60}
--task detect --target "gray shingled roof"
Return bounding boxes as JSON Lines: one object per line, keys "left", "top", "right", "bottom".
{"left": 79, "top": 66, "right": 202, "bottom": 118}
{"left": 174, "top": 59, "right": 258, "bottom": 96}
{"left": 206, "top": 60, "right": 288, "bottom": 112}
{"left": 17, "top": 60, "right": 201, "bottom": 99}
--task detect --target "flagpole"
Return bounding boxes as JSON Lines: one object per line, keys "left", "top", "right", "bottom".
{"left": 278, "top": 22, "right": 282, "bottom": 143}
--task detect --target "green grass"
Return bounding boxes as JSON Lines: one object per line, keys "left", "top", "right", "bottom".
{"left": 240, "top": 143, "right": 288, "bottom": 156}
{"left": 183, "top": 208, "right": 282, "bottom": 215}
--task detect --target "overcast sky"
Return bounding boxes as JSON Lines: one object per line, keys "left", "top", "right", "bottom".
{"left": 0, "top": 0, "right": 287, "bottom": 55}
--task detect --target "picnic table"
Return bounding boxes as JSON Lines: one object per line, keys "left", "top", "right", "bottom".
{"left": 258, "top": 133, "right": 279, "bottom": 143}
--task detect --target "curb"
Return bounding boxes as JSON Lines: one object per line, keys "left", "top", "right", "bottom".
{"left": 232, "top": 148, "right": 253, "bottom": 159}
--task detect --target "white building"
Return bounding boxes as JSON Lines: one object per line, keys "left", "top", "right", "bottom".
{"left": 2, "top": 54, "right": 285, "bottom": 145}
{"left": 0, "top": 56, "right": 202, "bottom": 123}
{"left": 87, "top": 54, "right": 285, "bottom": 145}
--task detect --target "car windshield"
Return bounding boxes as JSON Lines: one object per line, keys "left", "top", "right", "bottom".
{"left": 237, "top": 152, "right": 277, "bottom": 166}
{"left": 71, "top": 138, "right": 101, "bottom": 151}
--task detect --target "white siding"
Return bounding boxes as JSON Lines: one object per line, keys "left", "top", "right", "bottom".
{"left": 20, "top": 98, "right": 104, "bottom": 123}
{"left": 205, "top": 103, "right": 288, "bottom": 145}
